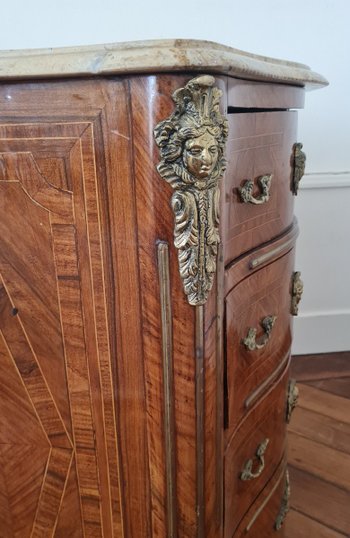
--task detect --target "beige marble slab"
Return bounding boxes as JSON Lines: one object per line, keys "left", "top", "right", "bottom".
{"left": 0, "top": 39, "right": 328, "bottom": 88}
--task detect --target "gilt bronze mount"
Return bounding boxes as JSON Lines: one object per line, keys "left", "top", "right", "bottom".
{"left": 291, "top": 271, "right": 304, "bottom": 316}
{"left": 239, "top": 174, "right": 273, "bottom": 205}
{"left": 275, "top": 470, "right": 291, "bottom": 530}
{"left": 242, "top": 315, "right": 277, "bottom": 351}
{"left": 240, "top": 438, "right": 270, "bottom": 481}
{"left": 154, "top": 75, "right": 228, "bottom": 306}
{"left": 291, "top": 142, "right": 306, "bottom": 195}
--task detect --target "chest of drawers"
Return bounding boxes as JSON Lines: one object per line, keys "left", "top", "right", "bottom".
{"left": 0, "top": 40, "right": 326, "bottom": 537}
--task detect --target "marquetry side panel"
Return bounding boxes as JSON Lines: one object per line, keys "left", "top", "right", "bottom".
{"left": 0, "top": 79, "right": 138, "bottom": 537}
{"left": 129, "top": 74, "right": 228, "bottom": 538}
{"left": 130, "top": 75, "right": 197, "bottom": 537}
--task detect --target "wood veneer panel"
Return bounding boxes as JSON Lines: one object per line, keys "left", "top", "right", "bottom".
{"left": 101, "top": 78, "right": 151, "bottom": 537}
{"left": 130, "top": 74, "right": 202, "bottom": 537}
{"left": 233, "top": 461, "right": 288, "bottom": 538}
{"left": 0, "top": 165, "right": 72, "bottom": 440}
{"left": 225, "top": 249, "right": 294, "bottom": 433}
{"left": 222, "top": 111, "right": 297, "bottom": 263}
{"left": 130, "top": 73, "right": 228, "bottom": 537}
{"left": 227, "top": 78, "right": 305, "bottom": 109}
{"left": 224, "top": 223, "right": 298, "bottom": 293}
{"left": 31, "top": 448, "right": 72, "bottom": 537}
{"left": 0, "top": 79, "right": 129, "bottom": 537}
{"left": 129, "top": 75, "right": 174, "bottom": 538}
{"left": 0, "top": 73, "right": 310, "bottom": 538}
{"left": 0, "top": 443, "right": 50, "bottom": 538}
{"left": 0, "top": 462, "right": 13, "bottom": 538}
{"left": 224, "top": 368, "right": 289, "bottom": 537}
{"left": 54, "top": 456, "right": 84, "bottom": 538}
{"left": 0, "top": 330, "right": 49, "bottom": 447}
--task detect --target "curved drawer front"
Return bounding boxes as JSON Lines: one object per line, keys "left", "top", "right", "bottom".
{"left": 222, "top": 111, "right": 297, "bottom": 265}
{"left": 225, "top": 247, "right": 295, "bottom": 434}
{"left": 234, "top": 462, "right": 289, "bottom": 538}
{"left": 224, "top": 369, "right": 289, "bottom": 538}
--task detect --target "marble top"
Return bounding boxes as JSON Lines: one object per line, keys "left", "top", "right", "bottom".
{"left": 0, "top": 39, "right": 328, "bottom": 88}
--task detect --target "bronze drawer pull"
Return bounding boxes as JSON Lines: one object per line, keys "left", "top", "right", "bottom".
{"left": 238, "top": 174, "right": 272, "bottom": 205}
{"left": 291, "top": 271, "right": 303, "bottom": 315}
{"left": 242, "top": 315, "right": 277, "bottom": 351}
{"left": 240, "top": 438, "right": 269, "bottom": 481}
{"left": 286, "top": 379, "right": 299, "bottom": 423}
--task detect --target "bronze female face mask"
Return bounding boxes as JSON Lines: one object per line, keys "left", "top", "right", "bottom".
{"left": 154, "top": 75, "right": 228, "bottom": 305}
{"left": 183, "top": 131, "right": 219, "bottom": 180}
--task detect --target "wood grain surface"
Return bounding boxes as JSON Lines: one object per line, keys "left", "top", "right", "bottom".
{"left": 0, "top": 79, "right": 127, "bottom": 537}
{"left": 286, "top": 352, "right": 350, "bottom": 538}
{"left": 222, "top": 110, "right": 297, "bottom": 264}
{"left": 0, "top": 72, "right": 304, "bottom": 537}
{"left": 225, "top": 247, "right": 295, "bottom": 434}
{"left": 233, "top": 460, "right": 288, "bottom": 537}
{"left": 224, "top": 368, "right": 289, "bottom": 537}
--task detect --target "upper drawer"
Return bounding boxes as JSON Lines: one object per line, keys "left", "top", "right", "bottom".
{"left": 222, "top": 111, "right": 297, "bottom": 265}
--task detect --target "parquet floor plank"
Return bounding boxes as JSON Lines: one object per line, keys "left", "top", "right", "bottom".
{"left": 289, "top": 406, "right": 350, "bottom": 454}
{"left": 304, "top": 376, "right": 350, "bottom": 400}
{"left": 285, "top": 509, "right": 347, "bottom": 538}
{"left": 288, "top": 467, "right": 350, "bottom": 535}
{"left": 296, "top": 383, "right": 350, "bottom": 425}
{"left": 288, "top": 431, "right": 350, "bottom": 489}
{"left": 287, "top": 353, "right": 350, "bottom": 537}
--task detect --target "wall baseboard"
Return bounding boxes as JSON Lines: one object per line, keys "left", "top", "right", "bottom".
{"left": 301, "top": 171, "right": 350, "bottom": 189}
{"left": 292, "top": 312, "right": 350, "bottom": 355}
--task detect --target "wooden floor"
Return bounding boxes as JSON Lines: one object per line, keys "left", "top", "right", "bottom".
{"left": 285, "top": 351, "right": 350, "bottom": 538}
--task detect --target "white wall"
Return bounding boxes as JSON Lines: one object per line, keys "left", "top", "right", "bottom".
{"left": 1, "top": 0, "right": 349, "bottom": 354}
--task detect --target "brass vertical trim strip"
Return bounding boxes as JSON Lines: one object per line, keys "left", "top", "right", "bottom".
{"left": 216, "top": 243, "right": 224, "bottom": 527}
{"left": 195, "top": 305, "right": 205, "bottom": 537}
{"left": 157, "top": 241, "right": 177, "bottom": 537}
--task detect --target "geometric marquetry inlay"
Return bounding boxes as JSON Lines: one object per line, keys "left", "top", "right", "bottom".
{"left": 0, "top": 108, "right": 122, "bottom": 537}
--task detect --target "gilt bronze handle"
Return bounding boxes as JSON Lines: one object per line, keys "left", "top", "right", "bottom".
{"left": 238, "top": 174, "right": 272, "bottom": 205}
{"left": 240, "top": 438, "right": 269, "bottom": 481}
{"left": 242, "top": 315, "right": 277, "bottom": 351}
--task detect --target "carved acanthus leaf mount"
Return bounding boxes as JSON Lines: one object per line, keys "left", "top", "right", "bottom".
{"left": 154, "top": 75, "right": 228, "bottom": 306}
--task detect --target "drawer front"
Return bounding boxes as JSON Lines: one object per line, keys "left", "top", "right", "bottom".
{"left": 234, "top": 463, "right": 289, "bottom": 537}
{"left": 222, "top": 111, "right": 297, "bottom": 265}
{"left": 224, "top": 369, "right": 289, "bottom": 537}
{"left": 225, "top": 248, "right": 295, "bottom": 433}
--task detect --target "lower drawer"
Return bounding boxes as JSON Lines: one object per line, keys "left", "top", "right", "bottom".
{"left": 224, "top": 368, "right": 289, "bottom": 537}
{"left": 234, "top": 462, "right": 289, "bottom": 537}
{"left": 225, "top": 246, "right": 295, "bottom": 433}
